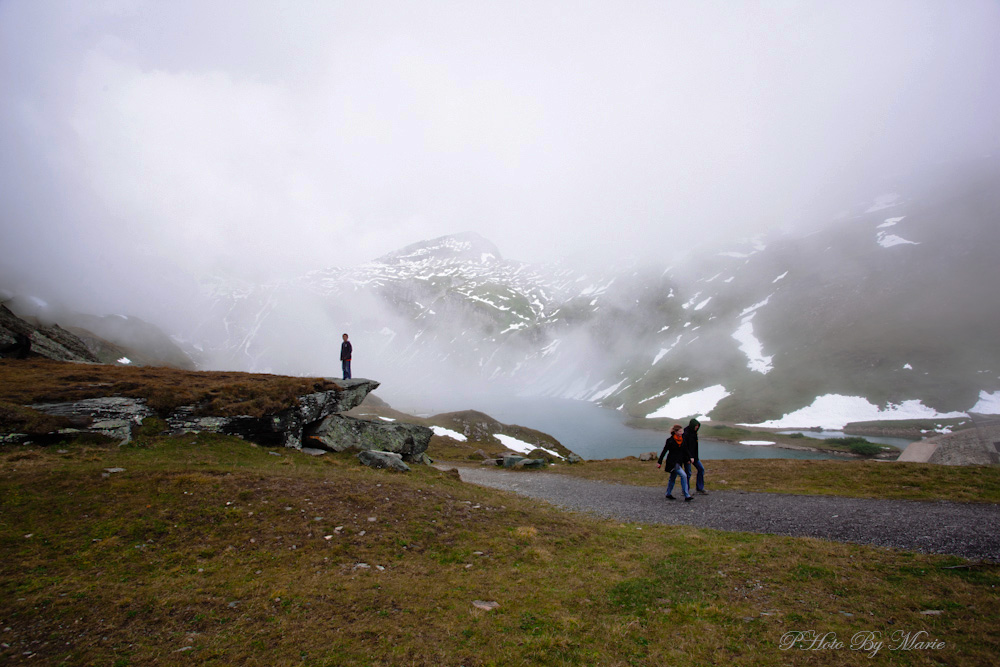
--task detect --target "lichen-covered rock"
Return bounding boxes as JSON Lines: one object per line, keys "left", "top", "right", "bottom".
{"left": 31, "top": 397, "right": 154, "bottom": 445}
{"left": 358, "top": 450, "right": 410, "bottom": 472}
{"left": 308, "top": 414, "right": 431, "bottom": 461}
{"left": 26, "top": 379, "right": 383, "bottom": 449}
{"left": 167, "top": 379, "right": 381, "bottom": 448}
{"left": 502, "top": 454, "right": 525, "bottom": 468}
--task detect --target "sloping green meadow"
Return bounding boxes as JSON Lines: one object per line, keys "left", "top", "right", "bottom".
{"left": 2, "top": 435, "right": 998, "bottom": 666}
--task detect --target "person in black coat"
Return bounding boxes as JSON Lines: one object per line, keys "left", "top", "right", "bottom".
{"left": 657, "top": 424, "right": 693, "bottom": 501}
{"left": 683, "top": 418, "right": 707, "bottom": 494}
{"left": 340, "top": 333, "right": 352, "bottom": 380}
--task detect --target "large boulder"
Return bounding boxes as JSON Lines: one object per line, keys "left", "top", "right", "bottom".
{"left": 29, "top": 396, "right": 155, "bottom": 445}
{"left": 166, "top": 379, "right": 380, "bottom": 448}
{"left": 307, "top": 414, "right": 431, "bottom": 461}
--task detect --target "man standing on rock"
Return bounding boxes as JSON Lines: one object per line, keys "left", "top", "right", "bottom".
{"left": 340, "top": 333, "right": 352, "bottom": 380}
{"left": 683, "top": 418, "right": 707, "bottom": 495}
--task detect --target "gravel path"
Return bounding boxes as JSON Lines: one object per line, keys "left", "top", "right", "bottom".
{"left": 452, "top": 466, "right": 1000, "bottom": 562}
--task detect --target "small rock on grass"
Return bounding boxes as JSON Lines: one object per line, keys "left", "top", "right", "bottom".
{"left": 472, "top": 600, "right": 500, "bottom": 611}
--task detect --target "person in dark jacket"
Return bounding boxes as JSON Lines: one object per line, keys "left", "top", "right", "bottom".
{"left": 340, "top": 333, "right": 352, "bottom": 380}
{"left": 683, "top": 418, "right": 707, "bottom": 494}
{"left": 657, "top": 424, "right": 693, "bottom": 501}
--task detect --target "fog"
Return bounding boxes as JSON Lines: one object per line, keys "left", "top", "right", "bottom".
{"left": 2, "top": 1, "right": 999, "bottom": 369}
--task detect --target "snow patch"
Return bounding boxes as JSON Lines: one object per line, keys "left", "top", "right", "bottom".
{"left": 865, "top": 193, "right": 901, "bottom": 213}
{"left": 431, "top": 426, "right": 467, "bottom": 442}
{"left": 877, "top": 231, "right": 920, "bottom": 248}
{"left": 772, "top": 271, "right": 788, "bottom": 283}
{"left": 494, "top": 433, "right": 559, "bottom": 458}
{"left": 693, "top": 297, "right": 712, "bottom": 311}
{"left": 739, "top": 294, "right": 772, "bottom": 318}
{"left": 745, "top": 395, "right": 966, "bottom": 430}
{"left": 740, "top": 441, "right": 775, "bottom": 446}
{"left": 590, "top": 379, "right": 627, "bottom": 402}
{"left": 646, "top": 385, "right": 730, "bottom": 420}
{"left": 117, "top": 357, "right": 132, "bottom": 365}
{"left": 732, "top": 316, "right": 773, "bottom": 374}
{"left": 971, "top": 390, "right": 1000, "bottom": 414}
{"left": 878, "top": 216, "right": 906, "bottom": 228}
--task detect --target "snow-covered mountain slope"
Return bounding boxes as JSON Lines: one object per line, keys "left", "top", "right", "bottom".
{"left": 190, "top": 161, "right": 1000, "bottom": 427}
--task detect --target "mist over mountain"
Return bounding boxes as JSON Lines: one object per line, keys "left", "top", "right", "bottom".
{"left": 147, "top": 158, "right": 1000, "bottom": 427}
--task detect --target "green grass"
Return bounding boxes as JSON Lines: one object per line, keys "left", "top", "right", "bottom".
{"left": 2, "top": 436, "right": 999, "bottom": 665}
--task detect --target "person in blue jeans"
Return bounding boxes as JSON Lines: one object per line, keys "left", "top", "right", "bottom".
{"left": 683, "top": 418, "right": 707, "bottom": 494}
{"left": 657, "top": 424, "right": 693, "bottom": 501}
{"left": 340, "top": 333, "right": 352, "bottom": 380}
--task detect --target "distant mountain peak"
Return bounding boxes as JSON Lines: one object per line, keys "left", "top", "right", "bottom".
{"left": 376, "top": 232, "right": 503, "bottom": 265}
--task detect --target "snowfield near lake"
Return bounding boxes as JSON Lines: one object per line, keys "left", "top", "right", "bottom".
{"left": 646, "top": 385, "right": 730, "bottom": 420}
{"left": 740, "top": 441, "right": 775, "bottom": 446}
{"left": 746, "top": 394, "right": 967, "bottom": 430}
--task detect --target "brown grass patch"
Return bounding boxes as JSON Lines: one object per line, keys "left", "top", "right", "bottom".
{"left": 1, "top": 436, "right": 998, "bottom": 665}
{"left": 0, "top": 358, "right": 340, "bottom": 420}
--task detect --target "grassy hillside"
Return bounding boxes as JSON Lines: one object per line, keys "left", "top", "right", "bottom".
{"left": 2, "top": 435, "right": 999, "bottom": 665}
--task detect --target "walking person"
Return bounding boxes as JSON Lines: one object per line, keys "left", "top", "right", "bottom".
{"left": 340, "top": 333, "right": 352, "bottom": 380}
{"left": 683, "top": 418, "right": 707, "bottom": 495}
{"left": 657, "top": 424, "right": 693, "bottom": 501}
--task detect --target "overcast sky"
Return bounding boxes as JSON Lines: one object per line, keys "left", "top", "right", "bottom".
{"left": 2, "top": 0, "right": 999, "bottom": 315}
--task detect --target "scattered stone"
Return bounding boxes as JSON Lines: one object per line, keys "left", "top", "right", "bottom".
{"left": 300, "top": 447, "right": 327, "bottom": 456}
{"left": 502, "top": 455, "right": 525, "bottom": 468}
{"left": 920, "top": 610, "right": 944, "bottom": 616}
{"left": 472, "top": 600, "right": 500, "bottom": 611}
{"left": 358, "top": 450, "right": 410, "bottom": 472}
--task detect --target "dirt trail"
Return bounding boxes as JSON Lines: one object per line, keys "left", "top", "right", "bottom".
{"left": 450, "top": 466, "right": 1000, "bottom": 562}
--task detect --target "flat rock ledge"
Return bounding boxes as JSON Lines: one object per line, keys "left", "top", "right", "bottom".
{"left": 22, "top": 378, "right": 430, "bottom": 463}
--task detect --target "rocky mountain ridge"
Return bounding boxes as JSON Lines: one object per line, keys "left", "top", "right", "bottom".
{"left": 5, "top": 161, "right": 999, "bottom": 429}
{"left": 186, "top": 161, "right": 1000, "bottom": 428}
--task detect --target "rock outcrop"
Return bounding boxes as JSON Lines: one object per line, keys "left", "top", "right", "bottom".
{"left": 24, "top": 377, "right": 431, "bottom": 461}
{"left": 1, "top": 304, "right": 102, "bottom": 363}
{"left": 897, "top": 416, "right": 1000, "bottom": 465}
{"left": 307, "top": 414, "right": 431, "bottom": 462}
{"left": 166, "top": 379, "right": 380, "bottom": 448}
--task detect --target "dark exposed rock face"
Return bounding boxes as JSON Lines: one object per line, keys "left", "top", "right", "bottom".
{"left": 1, "top": 305, "right": 101, "bottom": 363}
{"left": 307, "top": 413, "right": 431, "bottom": 462}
